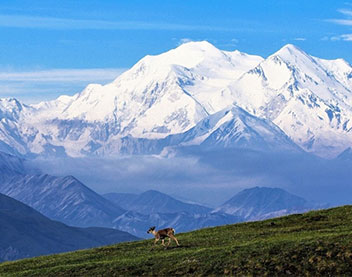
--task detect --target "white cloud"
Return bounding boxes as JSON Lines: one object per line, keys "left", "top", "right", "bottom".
{"left": 217, "top": 38, "right": 239, "bottom": 48}
{"left": 328, "top": 8, "right": 352, "bottom": 26}
{"left": 0, "top": 68, "right": 126, "bottom": 103}
{"left": 331, "top": 35, "right": 341, "bottom": 41}
{"left": 323, "top": 5, "right": 352, "bottom": 42}
{"left": 0, "top": 14, "right": 230, "bottom": 31}
{"left": 293, "top": 38, "right": 306, "bottom": 41}
{"left": 329, "top": 19, "right": 352, "bottom": 26}
{"left": 341, "top": 34, "right": 352, "bottom": 40}
{"left": 338, "top": 8, "right": 352, "bottom": 17}
{"left": 178, "top": 38, "right": 193, "bottom": 45}
{"left": 328, "top": 34, "right": 352, "bottom": 41}
{"left": 0, "top": 68, "right": 126, "bottom": 82}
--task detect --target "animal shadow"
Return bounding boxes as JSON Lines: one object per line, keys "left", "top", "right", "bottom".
{"left": 164, "top": 245, "right": 190, "bottom": 250}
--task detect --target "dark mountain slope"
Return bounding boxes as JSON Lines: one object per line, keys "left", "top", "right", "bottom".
{"left": 0, "top": 151, "right": 125, "bottom": 228}
{"left": 0, "top": 193, "right": 137, "bottom": 262}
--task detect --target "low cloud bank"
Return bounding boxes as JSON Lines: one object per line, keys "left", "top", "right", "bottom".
{"left": 31, "top": 148, "right": 352, "bottom": 207}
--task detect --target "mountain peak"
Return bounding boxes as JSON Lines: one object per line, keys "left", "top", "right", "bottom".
{"left": 132, "top": 40, "right": 224, "bottom": 70}
{"left": 176, "top": 40, "right": 217, "bottom": 51}
{"left": 0, "top": 97, "right": 25, "bottom": 116}
{"left": 281, "top": 43, "right": 300, "bottom": 50}
{"left": 112, "top": 189, "right": 211, "bottom": 216}
{"left": 115, "top": 41, "right": 223, "bottom": 83}
{"left": 237, "top": 186, "right": 287, "bottom": 196}
{"left": 216, "top": 186, "right": 310, "bottom": 220}
{"left": 140, "top": 189, "right": 167, "bottom": 197}
{"left": 271, "top": 43, "right": 308, "bottom": 61}
{"left": 279, "top": 43, "right": 303, "bottom": 53}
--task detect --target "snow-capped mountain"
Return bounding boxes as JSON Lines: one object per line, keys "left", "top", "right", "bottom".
{"left": 228, "top": 44, "right": 352, "bottom": 157}
{"left": 215, "top": 187, "right": 318, "bottom": 220}
{"left": 175, "top": 106, "right": 301, "bottom": 152}
{"left": 0, "top": 41, "right": 351, "bottom": 157}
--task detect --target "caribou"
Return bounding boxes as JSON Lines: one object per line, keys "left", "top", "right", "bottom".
{"left": 147, "top": 226, "right": 180, "bottom": 249}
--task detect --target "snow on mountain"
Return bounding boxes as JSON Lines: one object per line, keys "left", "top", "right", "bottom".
{"left": 228, "top": 44, "right": 352, "bottom": 156}
{"left": 32, "top": 41, "right": 262, "bottom": 130}
{"left": 0, "top": 41, "right": 266, "bottom": 157}
{"left": 95, "top": 104, "right": 302, "bottom": 155}
{"left": 0, "top": 98, "right": 32, "bottom": 155}
{"left": 315, "top": 57, "right": 352, "bottom": 92}
{"left": 0, "top": 41, "right": 351, "bottom": 157}
{"left": 179, "top": 106, "right": 301, "bottom": 152}
{"left": 214, "top": 187, "right": 315, "bottom": 220}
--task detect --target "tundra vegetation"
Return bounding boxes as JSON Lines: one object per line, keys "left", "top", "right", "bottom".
{"left": 1, "top": 206, "right": 352, "bottom": 276}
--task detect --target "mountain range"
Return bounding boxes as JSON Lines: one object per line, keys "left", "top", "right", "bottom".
{"left": 0, "top": 41, "right": 351, "bottom": 158}
{"left": 104, "top": 187, "right": 319, "bottom": 238}
{"left": 0, "top": 151, "right": 239, "bottom": 238}
{"left": 105, "top": 190, "right": 240, "bottom": 238}
{"left": 0, "top": 192, "right": 137, "bottom": 262}
{"left": 0, "top": 151, "right": 320, "bottom": 238}
{"left": 0, "top": 151, "right": 240, "bottom": 238}
{"left": 0, "top": 151, "right": 126, "bottom": 227}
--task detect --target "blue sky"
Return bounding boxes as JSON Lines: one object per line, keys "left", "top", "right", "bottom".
{"left": 1, "top": 0, "right": 352, "bottom": 103}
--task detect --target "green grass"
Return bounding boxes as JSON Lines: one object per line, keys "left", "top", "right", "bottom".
{"left": 2, "top": 206, "right": 352, "bottom": 276}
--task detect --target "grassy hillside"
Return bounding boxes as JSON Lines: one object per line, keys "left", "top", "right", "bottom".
{"left": 1, "top": 206, "right": 352, "bottom": 276}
